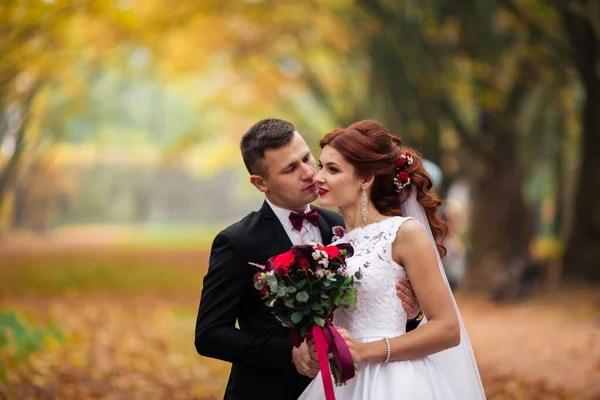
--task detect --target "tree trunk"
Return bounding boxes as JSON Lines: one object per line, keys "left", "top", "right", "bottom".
{"left": 562, "top": 73, "right": 600, "bottom": 281}
{"left": 466, "top": 111, "right": 533, "bottom": 292}
{"left": 0, "top": 86, "right": 39, "bottom": 214}
{"left": 560, "top": 4, "right": 600, "bottom": 281}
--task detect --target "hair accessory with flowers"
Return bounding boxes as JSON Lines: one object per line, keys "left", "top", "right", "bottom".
{"left": 393, "top": 151, "right": 414, "bottom": 192}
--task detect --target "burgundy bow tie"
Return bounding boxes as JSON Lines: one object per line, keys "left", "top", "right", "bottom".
{"left": 289, "top": 208, "right": 319, "bottom": 231}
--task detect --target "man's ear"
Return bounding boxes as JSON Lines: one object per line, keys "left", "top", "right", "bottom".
{"left": 250, "top": 174, "right": 268, "bottom": 193}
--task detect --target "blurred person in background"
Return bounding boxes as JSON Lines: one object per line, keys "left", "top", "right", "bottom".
{"left": 423, "top": 160, "right": 466, "bottom": 291}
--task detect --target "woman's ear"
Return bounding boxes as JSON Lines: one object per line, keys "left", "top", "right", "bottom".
{"left": 362, "top": 175, "right": 375, "bottom": 190}
{"left": 250, "top": 175, "right": 268, "bottom": 193}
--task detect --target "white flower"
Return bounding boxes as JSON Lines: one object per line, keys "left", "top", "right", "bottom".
{"left": 315, "top": 269, "right": 326, "bottom": 278}
{"left": 338, "top": 267, "right": 349, "bottom": 278}
{"left": 318, "top": 259, "right": 329, "bottom": 268}
{"left": 312, "top": 251, "right": 321, "bottom": 260}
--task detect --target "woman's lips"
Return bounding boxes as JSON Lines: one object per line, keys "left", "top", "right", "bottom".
{"left": 318, "top": 188, "right": 329, "bottom": 196}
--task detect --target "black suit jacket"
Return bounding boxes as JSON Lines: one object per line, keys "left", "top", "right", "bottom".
{"left": 195, "top": 201, "right": 343, "bottom": 400}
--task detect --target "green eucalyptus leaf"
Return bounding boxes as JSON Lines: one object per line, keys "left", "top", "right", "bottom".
{"left": 296, "top": 291, "right": 309, "bottom": 303}
{"left": 291, "top": 312, "right": 304, "bottom": 324}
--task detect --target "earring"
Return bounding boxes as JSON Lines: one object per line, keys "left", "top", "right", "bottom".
{"left": 361, "top": 186, "right": 368, "bottom": 225}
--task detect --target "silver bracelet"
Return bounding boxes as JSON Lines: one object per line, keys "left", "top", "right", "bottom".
{"left": 383, "top": 337, "right": 391, "bottom": 363}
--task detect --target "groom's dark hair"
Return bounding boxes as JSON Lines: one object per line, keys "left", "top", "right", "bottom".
{"left": 240, "top": 118, "right": 296, "bottom": 176}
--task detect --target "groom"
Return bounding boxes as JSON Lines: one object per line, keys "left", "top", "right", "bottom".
{"left": 194, "top": 119, "right": 422, "bottom": 400}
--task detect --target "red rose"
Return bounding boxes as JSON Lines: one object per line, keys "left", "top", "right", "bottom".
{"left": 398, "top": 171, "right": 410, "bottom": 183}
{"left": 405, "top": 152, "right": 412, "bottom": 158}
{"left": 298, "top": 257, "right": 311, "bottom": 271}
{"left": 272, "top": 251, "right": 294, "bottom": 274}
{"left": 273, "top": 251, "right": 294, "bottom": 267}
{"left": 324, "top": 245, "right": 341, "bottom": 259}
{"left": 396, "top": 157, "right": 405, "bottom": 168}
{"left": 276, "top": 264, "right": 290, "bottom": 275}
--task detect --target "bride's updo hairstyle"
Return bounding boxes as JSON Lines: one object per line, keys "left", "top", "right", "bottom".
{"left": 319, "top": 120, "right": 447, "bottom": 257}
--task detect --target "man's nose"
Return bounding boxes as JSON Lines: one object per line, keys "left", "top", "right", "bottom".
{"left": 301, "top": 163, "right": 315, "bottom": 180}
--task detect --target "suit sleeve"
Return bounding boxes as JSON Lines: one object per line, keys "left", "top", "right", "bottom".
{"left": 194, "top": 230, "right": 293, "bottom": 370}
{"left": 405, "top": 317, "right": 421, "bottom": 332}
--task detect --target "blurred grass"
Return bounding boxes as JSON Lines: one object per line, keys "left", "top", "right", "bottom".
{"left": 0, "top": 225, "right": 216, "bottom": 296}
{"left": 0, "top": 257, "right": 204, "bottom": 296}
{"left": 0, "top": 250, "right": 209, "bottom": 296}
{"left": 112, "top": 224, "right": 224, "bottom": 250}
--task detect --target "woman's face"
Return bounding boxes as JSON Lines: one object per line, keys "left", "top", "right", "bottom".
{"left": 315, "top": 145, "right": 363, "bottom": 208}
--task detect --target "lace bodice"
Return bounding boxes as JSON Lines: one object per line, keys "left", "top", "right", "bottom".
{"left": 333, "top": 216, "right": 412, "bottom": 339}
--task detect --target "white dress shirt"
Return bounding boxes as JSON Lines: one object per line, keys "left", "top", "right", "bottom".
{"left": 266, "top": 199, "right": 323, "bottom": 246}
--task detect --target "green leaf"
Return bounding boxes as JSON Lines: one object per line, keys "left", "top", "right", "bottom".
{"left": 296, "top": 291, "right": 309, "bottom": 302}
{"left": 268, "top": 281, "right": 278, "bottom": 293}
{"left": 284, "top": 298, "right": 295, "bottom": 308}
{"left": 286, "top": 286, "right": 297, "bottom": 294}
{"left": 354, "top": 270, "right": 363, "bottom": 280}
{"left": 277, "top": 286, "right": 286, "bottom": 297}
{"left": 291, "top": 312, "right": 304, "bottom": 324}
{"left": 313, "top": 315, "right": 325, "bottom": 327}
{"left": 320, "top": 293, "right": 329, "bottom": 299}
{"left": 331, "top": 290, "right": 341, "bottom": 306}
{"left": 302, "top": 305, "right": 312, "bottom": 315}
{"left": 341, "top": 276, "right": 354, "bottom": 289}
{"left": 296, "top": 279, "right": 307, "bottom": 289}
{"left": 310, "top": 303, "right": 322, "bottom": 311}
{"left": 346, "top": 288, "right": 357, "bottom": 308}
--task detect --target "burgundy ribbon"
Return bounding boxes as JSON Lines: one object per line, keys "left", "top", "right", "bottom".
{"left": 311, "top": 321, "right": 355, "bottom": 400}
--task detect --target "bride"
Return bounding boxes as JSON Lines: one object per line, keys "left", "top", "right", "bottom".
{"left": 299, "top": 120, "right": 485, "bottom": 399}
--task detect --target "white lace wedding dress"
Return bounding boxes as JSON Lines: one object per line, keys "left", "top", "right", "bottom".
{"left": 298, "top": 217, "right": 458, "bottom": 400}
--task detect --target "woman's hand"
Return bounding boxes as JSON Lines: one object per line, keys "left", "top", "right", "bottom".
{"left": 336, "top": 327, "right": 367, "bottom": 363}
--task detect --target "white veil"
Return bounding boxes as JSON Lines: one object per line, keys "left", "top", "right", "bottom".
{"left": 401, "top": 189, "right": 486, "bottom": 399}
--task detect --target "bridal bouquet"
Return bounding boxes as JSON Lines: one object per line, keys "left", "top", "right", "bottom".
{"left": 252, "top": 241, "right": 362, "bottom": 398}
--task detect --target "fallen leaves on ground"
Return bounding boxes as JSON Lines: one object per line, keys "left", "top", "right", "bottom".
{"left": 1, "top": 290, "right": 598, "bottom": 399}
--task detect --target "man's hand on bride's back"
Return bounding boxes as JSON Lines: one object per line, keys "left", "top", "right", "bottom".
{"left": 292, "top": 340, "right": 319, "bottom": 378}
{"left": 396, "top": 278, "right": 420, "bottom": 320}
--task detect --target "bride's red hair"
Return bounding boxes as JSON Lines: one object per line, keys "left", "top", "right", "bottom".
{"left": 319, "top": 120, "right": 447, "bottom": 257}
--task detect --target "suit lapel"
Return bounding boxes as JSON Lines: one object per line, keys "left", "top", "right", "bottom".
{"left": 316, "top": 208, "right": 334, "bottom": 245}
{"left": 260, "top": 201, "right": 293, "bottom": 252}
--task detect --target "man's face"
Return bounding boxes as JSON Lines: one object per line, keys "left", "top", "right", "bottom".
{"left": 252, "top": 132, "right": 318, "bottom": 212}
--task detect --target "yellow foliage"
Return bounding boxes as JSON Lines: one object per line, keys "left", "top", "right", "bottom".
{"left": 530, "top": 236, "right": 563, "bottom": 262}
